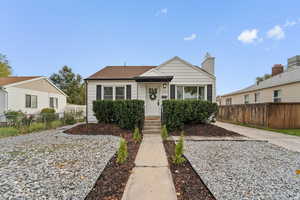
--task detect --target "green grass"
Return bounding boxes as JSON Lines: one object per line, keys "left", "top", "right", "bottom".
{"left": 226, "top": 121, "right": 300, "bottom": 137}
{"left": 0, "top": 127, "right": 20, "bottom": 138}
{"left": 0, "top": 120, "right": 67, "bottom": 139}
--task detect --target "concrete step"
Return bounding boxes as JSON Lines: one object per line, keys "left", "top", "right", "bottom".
{"left": 144, "top": 125, "right": 161, "bottom": 130}
{"left": 143, "top": 130, "right": 161, "bottom": 134}
{"left": 144, "top": 121, "right": 161, "bottom": 125}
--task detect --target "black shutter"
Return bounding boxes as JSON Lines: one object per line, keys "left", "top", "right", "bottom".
{"left": 170, "top": 85, "right": 175, "bottom": 99}
{"left": 207, "top": 84, "right": 212, "bottom": 102}
{"left": 126, "top": 85, "right": 132, "bottom": 99}
{"left": 96, "top": 85, "right": 102, "bottom": 100}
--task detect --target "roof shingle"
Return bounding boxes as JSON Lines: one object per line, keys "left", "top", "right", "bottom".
{"left": 87, "top": 66, "right": 157, "bottom": 79}
{"left": 0, "top": 76, "right": 42, "bottom": 86}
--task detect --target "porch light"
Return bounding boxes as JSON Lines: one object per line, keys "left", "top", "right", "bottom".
{"left": 163, "top": 83, "right": 167, "bottom": 88}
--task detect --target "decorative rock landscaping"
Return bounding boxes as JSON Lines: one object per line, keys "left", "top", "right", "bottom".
{"left": 185, "top": 140, "right": 300, "bottom": 200}
{"left": 0, "top": 129, "right": 119, "bottom": 200}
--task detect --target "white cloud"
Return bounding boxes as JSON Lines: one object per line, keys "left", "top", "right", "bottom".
{"left": 284, "top": 20, "right": 297, "bottom": 27}
{"left": 267, "top": 25, "right": 285, "bottom": 40}
{"left": 156, "top": 8, "right": 168, "bottom": 16}
{"left": 183, "top": 33, "right": 197, "bottom": 41}
{"left": 237, "top": 29, "right": 260, "bottom": 44}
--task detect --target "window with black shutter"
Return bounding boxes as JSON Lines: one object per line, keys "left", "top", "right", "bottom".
{"left": 126, "top": 85, "right": 132, "bottom": 99}
{"left": 207, "top": 84, "right": 212, "bottom": 102}
{"left": 170, "top": 85, "right": 175, "bottom": 99}
{"left": 96, "top": 85, "right": 102, "bottom": 100}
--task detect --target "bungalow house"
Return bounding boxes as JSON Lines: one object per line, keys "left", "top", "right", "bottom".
{"left": 219, "top": 55, "right": 300, "bottom": 105}
{"left": 0, "top": 76, "right": 67, "bottom": 115}
{"left": 85, "top": 55, "right": 216, "bottom": 123}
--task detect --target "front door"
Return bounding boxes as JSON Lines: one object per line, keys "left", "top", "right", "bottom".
{"left": 145, "top": 85, "right": 161, "bottom": 116}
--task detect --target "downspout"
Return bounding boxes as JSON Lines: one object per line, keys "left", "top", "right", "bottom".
{"left": 84, "top": 80, "right": 88, "bottom": 124}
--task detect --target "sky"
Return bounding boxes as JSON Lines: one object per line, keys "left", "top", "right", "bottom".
{"left": 1, "top": 0, "right": 300, "bottom": 95}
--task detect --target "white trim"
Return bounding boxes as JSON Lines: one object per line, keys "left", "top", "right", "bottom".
{"left": 2, "top": 77, "right": 67, "bottom": 97}
{"left": 102, "top": 85, "right": 128, "bottom": 100}
{"left": 174, "top": 85, "right": 207, "bottom": 100}
{"left": 156, "top": 56, "right": 216, "bottom": 79}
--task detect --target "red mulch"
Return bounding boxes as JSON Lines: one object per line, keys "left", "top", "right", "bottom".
{"left": 64, "top": 123, "right": 133, "bottom": 141}
{"left": 171, "top": 123, "right": 242, "bottom": 137}
{"left": 164, "top": 141, "right": 216, "bottom": 200}
{"left": 85, "top": 140, "right": 140, "bottom": 200}
{"left": 65, "top": 123, "right": 140, "bottom": 200}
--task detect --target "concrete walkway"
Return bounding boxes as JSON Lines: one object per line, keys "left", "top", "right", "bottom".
{"left": 216, "top": 121, "right": 300, "bottom": 152}
{"left": 122, "top": 134, "right": 177, "bottom": 200}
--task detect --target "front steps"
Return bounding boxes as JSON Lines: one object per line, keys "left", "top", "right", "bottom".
{"left": 143, "top": 117, "right": 161, "bottom": 134}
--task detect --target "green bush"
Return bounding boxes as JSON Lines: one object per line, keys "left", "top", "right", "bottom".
{"left": 161, "top": 125, "right": 169, "bottom": 140}
{"left": 172, "top": 133, "right": 186, "bottom": 164}
{"left": 133, "top": 127, "right": 142, "bottom": 143}
{"left": 40, "top": 108, "right": 57, "bottom": 128}
{"left": 162, "top": 100, "right": 218, "bottom": 131}
{"left": 63, "top": 112, "right": 77, "bottom": 125}
{"left": 4, "top": 110, "right": 25, "bottom": 127}
{"left": 93, "top": 100, "right": 144, "bottom": 130}
{"left": 116, "top": 138, "right": 128, "bottom": 164}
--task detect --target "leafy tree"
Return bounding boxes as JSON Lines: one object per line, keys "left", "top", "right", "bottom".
{"left": 0, "top": 54, "right": 12, "bottom": 77}
{"left": 50, "top": 66, "right": 85, "bottom": 105}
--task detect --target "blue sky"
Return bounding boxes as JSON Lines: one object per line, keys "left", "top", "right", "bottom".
{"left": 1, "top": 0, "right": 300, "bottom": 95}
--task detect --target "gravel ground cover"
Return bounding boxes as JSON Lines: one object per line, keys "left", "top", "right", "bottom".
{"left": 185, "top": 141, "right": 300, "bottom": 200}
{"left": 0, "top": 129, "right": 119, "bottom": 200}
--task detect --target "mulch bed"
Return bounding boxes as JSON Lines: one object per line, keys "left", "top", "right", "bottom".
{"left": 171, "top": 123, "right": 242, "bottom": 137}
{"left": 64, "top": 123, "right": 133, "bottom": 141}
{"left": 65, "top": 123, "right": 140, "bottom": 200}
{"left": 164, "top": 141, "right": 216, "bottom": 200}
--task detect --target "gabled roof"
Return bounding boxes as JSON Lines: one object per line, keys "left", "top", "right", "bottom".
{"left": 222, "top": 67, "right": 300, "bottom": 97}
{"left": 86, "top": 66, "right": 157, "bottom": 80}
{"left": 0, "top": 76, "right": 67, "bottom": 96}
{"left": 0, "top": 76, "right": 42, "bottom": 86}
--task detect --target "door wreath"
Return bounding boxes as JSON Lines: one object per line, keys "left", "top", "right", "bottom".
{"left": 149, "top": 88, "right": 157, "bottom": 100}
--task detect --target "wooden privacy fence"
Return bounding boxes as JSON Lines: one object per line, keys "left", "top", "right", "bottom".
{"left": 217, "top": 103, "right": 300, "bottom": 129}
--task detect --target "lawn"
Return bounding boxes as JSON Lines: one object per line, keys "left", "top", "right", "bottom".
{"left": 0, "top": 120, "right": 65, "bottom": 138}
{"left": 0, "top": 127, "right": 19, "bottom": 138}
{"left": 224, "top": 121, "right": 300, "bottom": 137}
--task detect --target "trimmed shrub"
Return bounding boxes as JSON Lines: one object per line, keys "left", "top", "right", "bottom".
{"left": 63, "top": 112, "right": 77, "bottom": 125}
{"left": 162, "top": 100, "right": 218, "bottom": 131}
{"left": 93, "top": 100, "right": 144, "bottom": 130}
{"left": 172, "top": 132, "right": 186, "bottom": 164}
{"left": 133, "top": 127, "right": 142, "bottom": 143}
{"left": 116, "top": 138, "right": 128, "bottom": 164}
{"left": 161, "top": 125, "right": 168, "bottom": 140}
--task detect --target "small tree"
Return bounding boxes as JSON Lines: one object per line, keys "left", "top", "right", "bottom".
{"left": 172, "top": 132, "right": 186, "bottom": 164}
{"left": 117, "top": 138, "right": 128, "bottom": 164}
{"left": 133, "top": 127, "right": 142, "bottom": 143}
{"left": 161, "top": 125, "right": 168, "bottom": 140}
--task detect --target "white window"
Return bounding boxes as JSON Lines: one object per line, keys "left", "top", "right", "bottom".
{"left": 244, "top": 94, "right": 250, "bottom": 104}
{"left": 184, "top": 86, "right": 198, "bottom": 99}
{"left": 176, "top": 86, "right": 183, "bottom": 100}
{"left": 50, "top": 97, "right": 58, "bottom": 108}
{"left": 103, "top": 86, "right": 113, "bottom": 100}
{"left": 254, "top": 92, "right": 260, "bottom": 103}
{"left": 198, "top": 87, "right": 205, "bottom": 100}
{"left": 226, "top": 98, "right": 232, "bottom": 105}
{"left": 273, "top": 90, "right": 282, "bottom": 102}
{"left": 25, "top": 94, "right": 38, "bottom": 108}
{"left": 175, "top": 86, "right": 207, "bottom": 100}
{"left": 115, "top": 87, "right": 125, "bottom": 100}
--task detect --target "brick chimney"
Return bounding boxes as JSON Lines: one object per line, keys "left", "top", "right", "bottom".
{"left": 272, "top": 64, "right": 284, "bottom": 76}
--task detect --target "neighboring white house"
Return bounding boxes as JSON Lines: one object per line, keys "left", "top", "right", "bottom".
{"left": 85, "top": 55, "right": 216, "bottom": 122}
{"left": 0, "top": 76, "right": 67, "bottom": 115}
{"left": 219, "top": 55, "right": 300, "bottom": 105}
